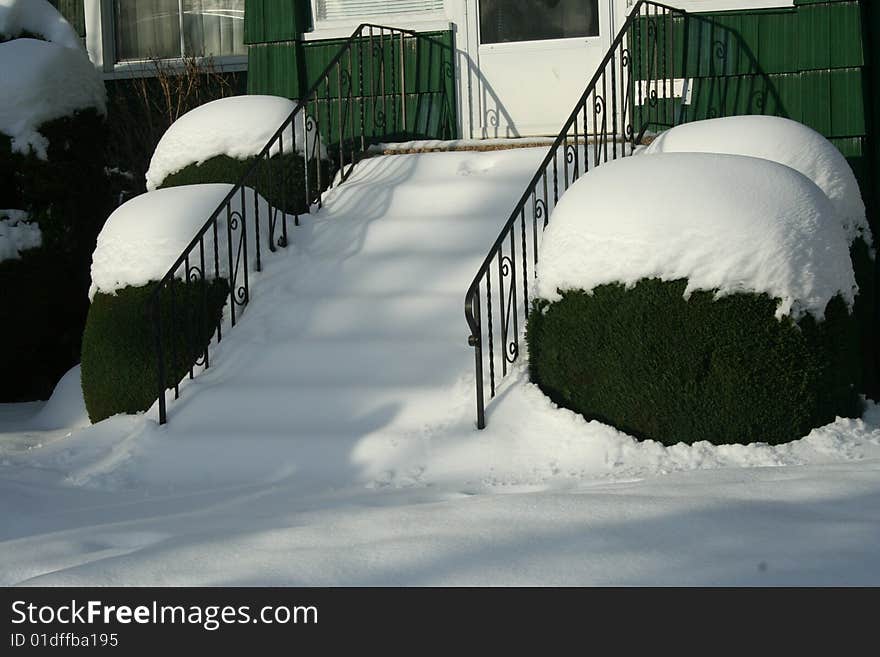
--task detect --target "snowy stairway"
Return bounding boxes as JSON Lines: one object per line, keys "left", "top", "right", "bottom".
{"left": 161, "top": 148, "right": 550, "bottom": 442}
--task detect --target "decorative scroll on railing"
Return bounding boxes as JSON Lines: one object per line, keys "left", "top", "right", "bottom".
{"left": 464, "top": 2, "right": 687, "bottom": 429}
{"left": 149, "top": 24, "right": 453, "bottom": 425}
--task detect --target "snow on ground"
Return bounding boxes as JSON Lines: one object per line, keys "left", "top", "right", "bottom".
{"left": 89, "top": 184, "right": 269, "bottom": 299}
{"left": 645, "top": 115, "right": 871, "bottom": 247}
{"left": 536, "top": 152, "right": 856, "bottom": 319}
{"left": 0, "top": 0, "right": 82, "bottom": 49}
{"left": 146, "top": 96, "right": 325, "bottom": 191}
{"left": 0, "top": 210, "right": 40, "bottom": 262}
{"left": 2, "top": 146, "right": 880, "bottom": 585}
{"left": 0, "top": 38, "right": 106, "bottom": 158}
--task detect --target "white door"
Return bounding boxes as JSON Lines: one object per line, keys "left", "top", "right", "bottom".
{"left": 474, "top": 0, "right": 615, "bottom": 137}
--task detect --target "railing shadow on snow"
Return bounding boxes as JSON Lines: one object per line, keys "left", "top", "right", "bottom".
{"left": 148, "top": 24, "right": 455, "bottom": 425}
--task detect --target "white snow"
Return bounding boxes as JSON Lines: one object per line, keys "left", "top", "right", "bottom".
{"left": 0, "top": 0, "right": 82, "bottom": 49}
{"left": 645, "top": 115, "right": 871, "bottom": 247}
{"left": 2, "top": 146, "right": 880, "bottom": 585}
{"left": 0, "top": 38, "right": 106, "bottom": 158}
{"left": 89, "top": 184, "right": 270, "bottom": 300}
{"left": 0, "top": 210, "right": 41, "bottom": 261}
{"left": 145, "top": 95, "right": 326, "bottom": 191}
{"left": 535, "top": 152, "right": 857, "bottom": 320}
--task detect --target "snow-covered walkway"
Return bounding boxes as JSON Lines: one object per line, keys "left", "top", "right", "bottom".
{"left": 2, "top": 148, "right": 880, "bottom": 585}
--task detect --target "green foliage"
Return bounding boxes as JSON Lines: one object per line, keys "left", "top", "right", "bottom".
{"left": 11, "top": 109, "right": 112, "bottom": 255}
{"left": 1, "top": 110, "right": 113, "bottom": 402}
{"left": 0, "top": 249, "right": 89, "bottom": 402}
{"left": 158, "top": 153, "right": 334, "bottom": 216}
{"left": 81, "top": 279, "right": 228, "bottom": 423}
{"left": 527, "top": 279, "right": 863, "bottom": 446}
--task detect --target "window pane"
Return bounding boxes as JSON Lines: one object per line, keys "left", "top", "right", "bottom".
{"left": 114, "top": 0, "right": 181, "bottom": 61}
{"left": 479, "top": 0, "right": 600, "bottom": 45}
{"left": 182, "top": 0, "right": 246, "bottom": 57}
{"left": 317, "top": 0, "right": 444, "bottom": 21}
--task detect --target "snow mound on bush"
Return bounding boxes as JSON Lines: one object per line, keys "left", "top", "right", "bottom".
{"left": 536, "top": 152, "right": 856, "bottom": 320}
{"left": 644, "top": 116, "right": 871, "bottom": 247}
{"left": 89, "top": 184, "right": 270, "bottom": 299}
{"left": 0, "top": 0, "right": 82, "bottom": 49}
{"left": 0, "top": 209, "right": 41, "bottom": 262}
{"left": 146, "top": 95, "right": 326, "bottom": 191}
{"left": 0, "top": 38, "right": 106, "bottom": 158}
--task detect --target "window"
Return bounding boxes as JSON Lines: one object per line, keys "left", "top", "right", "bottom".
{"left": 479, "top": 0, "right": 599, "bottom": 45}
{"left": 316, "top": 0, "right": 444, "bottom": 22}
{"left": 113, "top": 0, "right": 245, "bottom": 62}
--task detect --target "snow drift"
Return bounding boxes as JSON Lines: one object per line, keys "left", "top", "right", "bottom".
{"left": 644, "top": 115, "right": 871, "bottom": 247}
{"left": 89, "top": 184, "right": 270, "bottom": 299}
{"left": 535, "top": 152, "right": 857, "bottom": 320}
{"left": 146, "top": 96, "right": 326, "bottom": 191}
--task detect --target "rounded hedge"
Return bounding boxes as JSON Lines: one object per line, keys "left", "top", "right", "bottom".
{"left": 157, "top": 153, "right": 334, "bottom": 216}
{"left": 81, "top": 279, "right": 228, "bottom": 423}
{"left": 526, "top": 278, "right": 863, "bottom": 446}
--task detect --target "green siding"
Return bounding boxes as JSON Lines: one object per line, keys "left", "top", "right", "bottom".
{"left": 635, "top": 2, "right": 869, "bottom": 143}
{"left": 248, "top": 30, "right": 457, "bottom": 141}
{"left": 244, "top": 0, "right": 312, "bottom": 45}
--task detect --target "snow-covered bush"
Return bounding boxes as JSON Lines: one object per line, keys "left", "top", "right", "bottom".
{"left": 644, "top": 115, "right": 877, "bottom": 394}
{"left": 644, "top": 116, "right": 871, "bottom": 248}
{"left": 147, "top": 96, "right": 332, "bottom": 215}
{"left": 82, "top": 185, "right": 270, "bottom": 422}
{"left": 0, "top": 0, "right": 110, "bottom": 401}
{"left": 527, "top": 153, "right": 863, "bottom": 446}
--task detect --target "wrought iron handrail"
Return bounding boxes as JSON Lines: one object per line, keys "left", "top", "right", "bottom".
{"left": 148, "top": 23, "right": 450, "bottom": 424}
{"left": 464, "top": 1, "right": 687, "bottom": 429}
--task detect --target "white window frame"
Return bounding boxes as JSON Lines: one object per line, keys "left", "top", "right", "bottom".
{"left": 84, "top": 0, "right": 247, "bottom": 79}
{"left": 306, "top": 0, "right": 450, "bottom": 40}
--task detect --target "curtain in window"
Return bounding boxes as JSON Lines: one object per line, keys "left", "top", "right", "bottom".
{"left": 182, "top": 0, "right": 245, "bottom": 57}
{"left": 114, "top": 0, "right": 245, "bottom": 61}
{"left": 316, "top": 0, "right": 443, "bottom": 21}
{"left": 114, "top": 0, "right": 181, "bottom": 60}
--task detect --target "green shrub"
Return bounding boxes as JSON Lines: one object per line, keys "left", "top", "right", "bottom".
{"left": 1, "top": 110, "right": 113, "bottom": 402}
{"left": 81, "top": 279, "right": 228, "bottom": 423}
{"left": 0, "top": 248, "right": 89, "bottom": 401}
{"left": 526, "top": 279, "right": 863, "bottom": 446}
{"left": 158, "top": 153, "right": 334, "bottom": 216}
{"left": 12, "top": 108, "right": 111, "bottom": 255}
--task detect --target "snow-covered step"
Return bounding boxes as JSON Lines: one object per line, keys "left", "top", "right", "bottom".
{"left": 236, "top": 293, "right": 466, "bottom": 340}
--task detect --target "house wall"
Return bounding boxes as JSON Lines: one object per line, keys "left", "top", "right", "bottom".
{"left": 635, "top": 1, "right": 872, "bottom": 220}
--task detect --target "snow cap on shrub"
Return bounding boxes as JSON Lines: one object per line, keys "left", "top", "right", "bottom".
{"left": 535, "top": 152, "right": 857, "bottom": 320}
{"left": 146, "top": 95, "right": 326, "bottom": 191}
{"left": 644, "top": 115, "right": 871, "bottom": 247}
{"left": 0, "top": 0, "right": 82, "bottom": 48}
{"left": 89, "top": 184, "right": 270, "bottom": 300}
{"left": 0, "top": 40, "right": 106, "bottom": 158}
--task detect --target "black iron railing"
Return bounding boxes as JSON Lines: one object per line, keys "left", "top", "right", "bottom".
{"left": 148, "top": 24, "right": 453, "bottom": 425}
{"left": 464, "top": 1, "right": 687, "bottom": 429}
